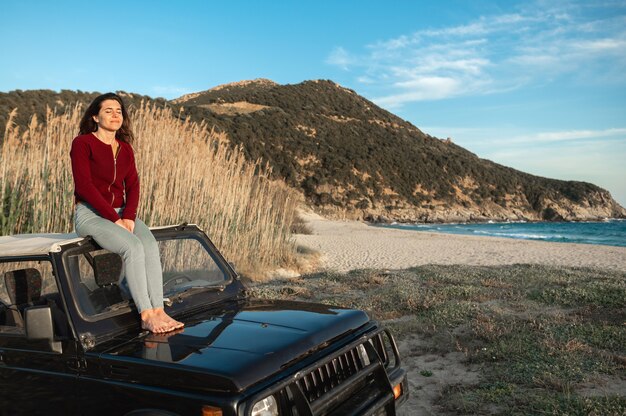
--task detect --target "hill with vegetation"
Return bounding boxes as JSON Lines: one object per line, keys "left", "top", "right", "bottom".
{"left": 2, "top": 81, "right": 624, "bottom": 222}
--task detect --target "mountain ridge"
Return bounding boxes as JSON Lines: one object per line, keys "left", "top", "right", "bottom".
{"left": 1, "top": 81, "right": 624, "bottom": 222}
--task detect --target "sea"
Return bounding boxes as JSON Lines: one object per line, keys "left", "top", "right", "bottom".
{"left": 377, "top": 219, "right": 626, "bottom": 248}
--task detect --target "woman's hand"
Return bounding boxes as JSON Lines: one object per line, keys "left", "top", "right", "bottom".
{"left": 123, "top": 219, "right": 135, "bottom": 233}
{"left": 115, "top": 219, "right": 133, "bottom": 233}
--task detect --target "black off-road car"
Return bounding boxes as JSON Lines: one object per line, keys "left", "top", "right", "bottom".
{"left": 0, "top": 223, "right": 407, "bottom": 415}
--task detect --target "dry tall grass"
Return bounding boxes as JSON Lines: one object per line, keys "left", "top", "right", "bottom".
{"left": 1, "top": 102, "right": 298, "bottom": 275}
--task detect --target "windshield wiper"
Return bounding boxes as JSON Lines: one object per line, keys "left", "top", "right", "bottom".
{"left": 164, "top": 285, "right": 225, "bottom": 306}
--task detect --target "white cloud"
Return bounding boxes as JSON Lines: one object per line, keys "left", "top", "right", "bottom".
{"left": 508, "top": 54, "right": 559, "bottom": 67}
{"left": 375, "top": 77, "right": 462, "bottom": 106}
{"left": 428, "top": 126, "right": 626, "bottom": 148}
{"left": 151, "top": 85, "right": 194, "bottom": 99}
{"left": 357, "top": 76, "right": 375, "bottom": 84}
{"left": 573, "top": 38, "right": 626, "bottom": 53}
{"left": 517, "top": 128, "right": 626, "bottom": 143}
{"left": 468, "top": 128, "right": 626, "bottom": 148}
{"left": 326, "top": 0, "right": 626, "bottom": 107}
{"left": 422, "top": 22, "right": 488, "bottom": 37}
{"left": 325, "top": 47, "right": 353, "bottom": 70}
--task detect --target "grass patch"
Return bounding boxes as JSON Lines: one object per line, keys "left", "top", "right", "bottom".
{"left": 444, "top": 384, "right": 626, "bottom": 415}
{"left": 529, "top": 284, "right": 626, "bottom": 308}
{"left": 253, "top": 264, "right": 626, "bottom": 415}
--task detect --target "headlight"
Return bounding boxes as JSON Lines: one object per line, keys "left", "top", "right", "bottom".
{"left": 251, "top": 395, "right": 278, "bottom": 416}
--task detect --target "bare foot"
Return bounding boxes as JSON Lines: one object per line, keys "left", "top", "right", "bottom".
{"left": 155, "top": 308, "right": 184, "bottom": 329}
{"left": 141, "top": 309, "right": 176, "bottom": 333}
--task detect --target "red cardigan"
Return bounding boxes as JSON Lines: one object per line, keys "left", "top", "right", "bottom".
{"left": 70, "top": 133, "right": 140, "bottom": 222}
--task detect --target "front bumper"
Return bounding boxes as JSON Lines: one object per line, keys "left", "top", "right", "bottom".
{"left": 239, "top": 328, "right": 409, "bottom": 416}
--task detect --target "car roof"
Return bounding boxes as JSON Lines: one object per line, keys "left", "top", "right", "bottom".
{"left": 0, "top": 224, "right": 197, "bottom": 257}
{"left": 0, "top": 233, "right": 84, "bottom": 257}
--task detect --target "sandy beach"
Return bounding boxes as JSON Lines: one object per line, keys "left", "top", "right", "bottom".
{"left": 295, "top": 211, "right": 626, "bottom": 272}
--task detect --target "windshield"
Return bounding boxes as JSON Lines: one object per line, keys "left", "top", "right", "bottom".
{"left": 160, "top": 237, "right": 227, "bottom": 294}
{"left": 66, "top": 235, "right": 229, "bottom": 317}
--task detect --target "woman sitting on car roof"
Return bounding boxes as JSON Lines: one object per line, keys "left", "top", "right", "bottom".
{"left": 70, "top": 92, "right": 183, "bottom": 334}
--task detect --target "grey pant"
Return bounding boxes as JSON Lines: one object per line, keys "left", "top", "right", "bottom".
{"left": 74, "top": 203, "right": 163, "bottom": 313}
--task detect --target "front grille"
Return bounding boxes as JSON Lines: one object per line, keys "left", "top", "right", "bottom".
{"left": 278, "top": 338, "right": 398, "bottom": 416}
{"left": 296, "top": 345, "right": 367, "bottom": 403}
{"left": 260, "top": 330, "right": 402, "bottom": 416}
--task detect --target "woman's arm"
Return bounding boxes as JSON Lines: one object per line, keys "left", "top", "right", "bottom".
{"left": 70, "top": 137, "right": 121, "bottom": 222}
{"left": 121, "top": 145, "right": 140, "bottom": 222}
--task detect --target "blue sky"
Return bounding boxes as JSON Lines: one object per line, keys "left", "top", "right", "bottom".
{"left": 3, "top": 0, "right": 626, "bottom": 206}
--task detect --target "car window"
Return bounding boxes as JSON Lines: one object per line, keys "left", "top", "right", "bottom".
{"left": 67, "top": 236, "right": 228, "bottom": 317}
{"left": 0, "top": 260, "right": 57, "bottom": 334}
{"left": 160, "top": 237, "right": 227, "bottom": 295}
{"left": 67, "top": 249, "right": 127, "bottom": 316}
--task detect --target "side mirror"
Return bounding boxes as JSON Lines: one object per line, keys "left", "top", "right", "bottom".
{"left": 228, "top": 261, "right": 237, "bottom": 271}
{"left": 24, "top": 306, "right": 62, "bottom": 353}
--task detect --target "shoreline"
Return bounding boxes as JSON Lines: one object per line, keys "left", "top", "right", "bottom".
{"left": 295, "top": 211, "right": 626, "bottom": 273}
{"left": 373, "top": 219, "right": 626, "bottom": 248}
{"left": 371, "top": 217, "right": 626, "bottom": 225}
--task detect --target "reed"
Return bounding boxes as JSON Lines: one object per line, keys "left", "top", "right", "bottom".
{"left": 1, "top": 102, "right": 299, "bottom": 275}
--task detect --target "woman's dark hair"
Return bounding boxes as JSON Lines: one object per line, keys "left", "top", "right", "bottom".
{"left": 79, "top": 92, "right": 135, "bottom": 145}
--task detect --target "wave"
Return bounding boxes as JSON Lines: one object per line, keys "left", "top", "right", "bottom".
{"left": 376, "top": 220, "right": 626, "bottom": 247}
{"left": 473, "top": 230, "right": 568, "bottom": 240}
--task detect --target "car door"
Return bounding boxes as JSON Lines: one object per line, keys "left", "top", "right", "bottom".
{"left": 0, "top": 258, "right": 78, "bottom": 416}
{"left": 0, "top": 334, "right": 79, "bottom": 415}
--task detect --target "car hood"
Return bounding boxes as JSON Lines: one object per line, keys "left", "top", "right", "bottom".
{"left": 95, "top": 299, "right": 371, "bottom": 392}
